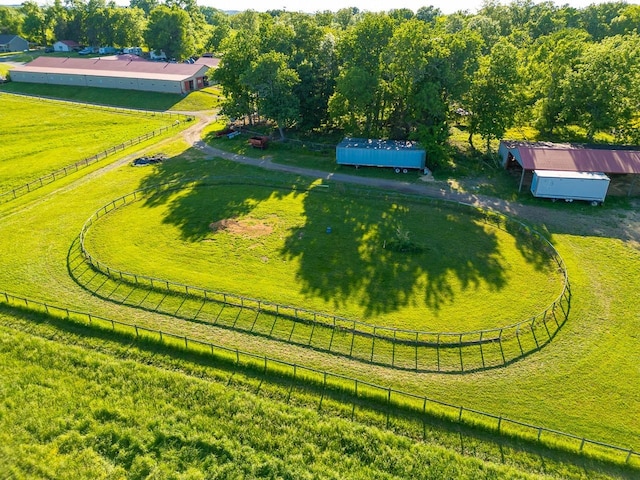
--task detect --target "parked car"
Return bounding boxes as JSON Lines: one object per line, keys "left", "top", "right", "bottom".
{"left": 78, "top": 47, "right": 95, "bottom": 55}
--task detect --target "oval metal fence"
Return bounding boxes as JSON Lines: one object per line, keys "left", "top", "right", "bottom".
{"left": 76, "top": 178, "right": 571, "bottom": 373}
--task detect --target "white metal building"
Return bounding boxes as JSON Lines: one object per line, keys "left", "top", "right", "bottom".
{"left": 11, "top": 56, "right": 210, "bottom": 94}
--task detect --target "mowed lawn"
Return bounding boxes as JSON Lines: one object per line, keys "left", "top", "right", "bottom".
{"left": 83, "top": 182, "right": 564, "bottom": 332}
{"left": 0, "top": 94, "right": 177, "bottom": 192}
{"left": 0, "top": 126, "right": 638, "bottom": 460}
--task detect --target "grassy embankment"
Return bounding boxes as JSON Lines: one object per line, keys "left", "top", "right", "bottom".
{"left": 7, "top": 310, "right": 628, "bottom": 480}
{"left": 0, "top": 89, "right": 638, "bottom": 477}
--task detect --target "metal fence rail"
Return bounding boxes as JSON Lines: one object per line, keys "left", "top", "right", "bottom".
{"left": 0, "top": 290, "right": 636, "bottom": 469}
{"left": 75, "top": 178, "right": 571, "bottom": 372}
{"left": 0, "top": 120, "right": 189, "bottom": 206}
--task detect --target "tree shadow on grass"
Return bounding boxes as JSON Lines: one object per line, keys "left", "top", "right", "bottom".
{"left": 280, "top": 188, "right": 508, "bottom": 317}
{"left": 135, "top": 153, "right": 530, "bottom": 320}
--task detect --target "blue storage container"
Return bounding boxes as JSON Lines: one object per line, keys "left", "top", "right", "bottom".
{"left": 336, "top": 138, "right": 426, "bottom": 173}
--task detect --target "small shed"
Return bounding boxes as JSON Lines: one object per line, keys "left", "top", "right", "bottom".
{"left": 499, "top": 140, "right": 640, "bottom": 196}
{"left": 53, "top": 40, "right": 80, "bottom": 52}
{"left": 336, "top": 138, "right": 426, "bottom": 173}
{"left": 0, "top": 34, "right": 28, "bottom": 53}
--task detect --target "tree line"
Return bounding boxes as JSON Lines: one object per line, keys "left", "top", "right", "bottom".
{"left": 2, "top": 1, "right": 640, "bottom": 158}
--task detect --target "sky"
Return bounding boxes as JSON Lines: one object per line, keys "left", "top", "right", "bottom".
{"left": 1, "top": 0, "right": 638, "bottom": 15}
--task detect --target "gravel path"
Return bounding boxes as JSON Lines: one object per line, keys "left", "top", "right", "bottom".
{"left": 184, "top": 115, "right": 640, "bottom": 249}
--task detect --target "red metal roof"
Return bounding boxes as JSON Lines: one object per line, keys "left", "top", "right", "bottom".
{"left": 13, "top": 56, "right": 209, "bottom": 82}
{"left": 504, "top": 142, "right": 640, "bottom": 174}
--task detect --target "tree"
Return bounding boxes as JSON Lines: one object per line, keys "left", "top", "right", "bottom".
{"left": 111, "top": 6, "right": 146, "bottom": 47}
{"left": 416, "top": 6, "right": 442, "bottom": 24}
{"left": 329, "top": 13, "right": 394, "bottom": 136}
{"left": 213, "top": 29, "right": 259, "bottom": 124}
{"left": 242, "top": 51, "right": 300, "bottom": 139}
{"left": 129, "top": 0, "right": 158, "bottom": 16}
{"left": 20, "top": 1, "right": 48, "bottom": 45}
{"left": 525, "top": 28, "right": 589, "bottom": 135}
{"left": 0, "top": 7, "right": 24, "bottom": 36}
{"left": 145, "top": 5, "right": 195, "bottom": 60}
{"left": 467, "top": 40, "right": 521, "bottom": 152}
{"left": 559, "top": 34, "right": 640, "bottom": 142}
{"left": 200, "top": 7, "right": 230, "bottom": 52}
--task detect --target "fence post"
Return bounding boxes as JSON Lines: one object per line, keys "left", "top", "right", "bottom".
{"left": 319, "top": 372, "right": 327, "bottom": 410}
{"left": 370, "top": 327, "right": 376, "bottom": 362}
{"left": 391, "top": 330, "right": 396, "bottom": 367}
{"left": 499, "top": 329, "right": 506, "bottom": 364}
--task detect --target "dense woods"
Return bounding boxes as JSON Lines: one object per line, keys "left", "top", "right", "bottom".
{"left": 3, "top": 1, "right": 640, "bottom": 159}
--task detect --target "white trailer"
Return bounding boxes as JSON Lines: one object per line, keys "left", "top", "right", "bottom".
{"left": 530, "top": 170, "right": 610, "bottom": 205}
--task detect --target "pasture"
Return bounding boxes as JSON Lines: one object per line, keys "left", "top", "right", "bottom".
{"left": 0, "top": 91, "right": 638, "bottom": 477}
{"left": 81, "top": 182, "right": 563, "bottom": 332}
{"left": 0, "top": 82, "right": 223, "bottom": 111}
{"left": 0, "top": 94, "right": 180, "bottom": 192}
{"left": 5, "top": 313, "right": 613, "bottom": 480}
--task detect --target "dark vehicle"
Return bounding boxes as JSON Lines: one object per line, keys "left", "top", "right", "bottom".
{"left": 132, "top": 154, "right": 166, "bottom": 166}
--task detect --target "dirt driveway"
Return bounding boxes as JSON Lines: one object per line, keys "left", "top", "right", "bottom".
{"left": 178, "top": 114, "right": 639, "bottom": 249}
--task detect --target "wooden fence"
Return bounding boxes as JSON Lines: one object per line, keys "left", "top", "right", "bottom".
{"left": 0, "top": 121, "right": 188, "bottom": 205}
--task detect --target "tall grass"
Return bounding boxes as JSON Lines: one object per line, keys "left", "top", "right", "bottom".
{"left": 1, "top": 310, "right": 635, "bottom": 479}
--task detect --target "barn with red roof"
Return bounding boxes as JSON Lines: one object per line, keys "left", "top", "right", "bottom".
{"left": 499, "top": 140, "right": 640, "bottom": 196}
{"left": 11, "top": 56, "right": 211, "bottom": 94}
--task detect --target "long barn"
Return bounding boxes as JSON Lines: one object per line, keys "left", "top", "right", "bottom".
{"left": 10, "top": 56, "right": 210, "bottom": 94}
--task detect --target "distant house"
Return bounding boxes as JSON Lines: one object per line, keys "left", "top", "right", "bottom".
{"left": 194, "top": 56, "right": 220, "bottom": 68}
{"left": 53, "top": 40, "right": 80, "bottom": 52}
{"left": 0, "top": 34, "right": 28, "bottom": 53}
{"left": 11, "top": 56, "right": 211, "bottom": 94}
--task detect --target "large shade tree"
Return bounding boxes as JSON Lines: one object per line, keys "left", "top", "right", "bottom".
{"left": 242, "top": 51, "right": 300, "bottom": 139}
{"left": 467, "top": 39, "right": 521, "bottom": 152}
{"left": 145, "top": 5, "right": 195, "bottom": 60}
{"left": 559, "top": 33, "right": 640, "bottom": 142}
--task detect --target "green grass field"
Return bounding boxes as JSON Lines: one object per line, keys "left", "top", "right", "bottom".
{"left": 0, "top": 94, "right": 180, "bottom": 192}
{"left": 7, "top": 312, "right": 627, "bottom": 479}
{"left": 82, "top": 181, "right": 563, "bottom": 332}
{"left": 0, "top": 82, "right": 222, "bottom": 111}
{"left": 0, "top": 92, "right": 638, "bottom": 477}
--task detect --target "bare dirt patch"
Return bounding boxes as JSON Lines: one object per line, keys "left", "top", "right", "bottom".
{"left": 209, "top": 218, "right": 274, "bottom": 237}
